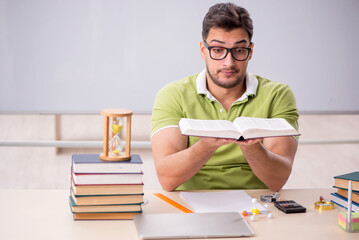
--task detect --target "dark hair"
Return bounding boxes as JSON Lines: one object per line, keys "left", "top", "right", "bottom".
{"left": 202, "top": 3, "right": 253, "bottom": 41}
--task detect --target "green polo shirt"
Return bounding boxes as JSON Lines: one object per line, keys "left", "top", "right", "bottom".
{"left": 151, "top": 70, "right": 299, "bottom": 190}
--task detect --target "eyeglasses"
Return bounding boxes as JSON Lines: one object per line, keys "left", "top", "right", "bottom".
{"left": 203, "top": 41, "right": 252, "bottom": 61}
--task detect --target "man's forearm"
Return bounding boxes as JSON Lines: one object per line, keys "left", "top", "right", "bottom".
{"left": 155, "top": 139, "right": 219, "bottom": 191}
{"left": 239, "top": 140, "right": 295, "bottom": 192}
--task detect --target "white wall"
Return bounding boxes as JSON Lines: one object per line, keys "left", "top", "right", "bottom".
{"left": 1, "top": 0, "right": 358, "bottom": 113}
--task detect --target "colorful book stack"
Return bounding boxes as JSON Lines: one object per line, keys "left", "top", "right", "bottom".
{"left": 69, "top": 154, "right": 144, "bottom": 220}
{"left": 331, "top": 171, "right": 359, "bottom": 232}
{"left": 331, "top": 171, "right": 359, "bottom": 212}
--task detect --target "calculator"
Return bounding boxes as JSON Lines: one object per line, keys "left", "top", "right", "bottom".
{"left": 274, "top": 200, "right": 306, "bottom": 213}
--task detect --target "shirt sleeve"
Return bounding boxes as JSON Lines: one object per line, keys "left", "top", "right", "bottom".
{"left": 269, "top": 84, "right": 300, "bottom": 140}
{"left": 151, "top": 83, "right": 184, "bottom": 137}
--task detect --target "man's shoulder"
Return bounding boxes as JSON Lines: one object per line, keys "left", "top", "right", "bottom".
{"left": 255, "top": 74, "right": 288, "bottom": 86}
{"left": 151, "top": 73, "right": 201, "bottom": 136}
{"left": 254, "top": 74, "right": 292, "bottom": 93}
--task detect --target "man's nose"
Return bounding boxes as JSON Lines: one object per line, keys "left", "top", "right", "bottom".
{"left": 222, "top": 51, "right": 236, "bottom": 66}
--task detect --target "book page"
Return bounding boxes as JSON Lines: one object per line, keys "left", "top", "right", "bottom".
{"left": 179, "top": 118, "right": 240, "bottom": 139}
{"left": 185, "top": 119, "right": 236, "bottom": 131}
{"left": 180, "top": 191, "right": 267, "bottom": 213}
{"left": 233, "top": 117, "right": 298, "bottom": 139}
{"left": 233, "top": 117, "right": 291, "bottom": 131}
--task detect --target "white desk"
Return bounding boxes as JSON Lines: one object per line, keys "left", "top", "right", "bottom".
{"left": 0, "top": 189, "right": 357, "bottom": 240}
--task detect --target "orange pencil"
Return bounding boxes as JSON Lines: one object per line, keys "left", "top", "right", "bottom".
{"left": 153, "top": 193, "right": 194, "bottom": 213}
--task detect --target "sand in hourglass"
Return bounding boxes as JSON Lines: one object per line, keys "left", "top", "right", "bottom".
{"left": 110, "top": 118, "right": 124, "bottom": 156}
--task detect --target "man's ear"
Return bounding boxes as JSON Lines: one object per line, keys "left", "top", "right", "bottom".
{"left": 248, "top": 42, "right": 254, "bottom": 61}
{"left": 200, "top": 41, "right": 206, "bottom": 60}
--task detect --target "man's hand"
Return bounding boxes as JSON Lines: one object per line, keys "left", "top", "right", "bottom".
{"left": 233, "top": 138, "right": 263, "bottom": 146}
{"left": 198, "top": 136, "right": 238, "bottom": 149}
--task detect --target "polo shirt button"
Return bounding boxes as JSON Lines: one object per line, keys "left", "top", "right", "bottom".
{"left": 220, "top": 108, "right": 224, "bottom": 112}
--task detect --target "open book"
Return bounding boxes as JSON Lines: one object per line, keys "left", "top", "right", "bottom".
{"left": 178, "top": 117, "right": 300, "bottom": 140}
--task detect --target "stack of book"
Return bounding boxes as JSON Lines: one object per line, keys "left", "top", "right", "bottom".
{"left": 331, "top": 171, "right": 359, "bottom": 212}
{"left": 69, "top": 154, "right": 144, "bottom": 220}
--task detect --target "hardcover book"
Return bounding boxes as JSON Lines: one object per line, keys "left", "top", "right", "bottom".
{"left": 330, "top": 192, "right": 359, "bottom": 212}
{"left": 70, "top": 190, "right": 144, "bottom": 205}
{"left": 69, "top": 196, "right": 142, "bottom": 213}
{"left": 71, "top": 179, "right": 143, "bottom": 195}
{"left": 73, "top": 211, "right": 142, "bottom": 220}
{"left": 72, "top": 171, "right": 143, "bottom": 185}
{"left": 178, "top": 117, "right": 300, "bottom": 140}
{"left": 334, "top": 187, "right": 359, "bottom": 204}
{"left": 334, "top": 171, "right": 359, "bottom": 191}
{"left": 72, "top": 154, "right": 143, "bottom": 173}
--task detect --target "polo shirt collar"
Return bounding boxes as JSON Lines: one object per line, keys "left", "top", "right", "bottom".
{"left": 196, "top": 69, "right": 258, "bottom": 102}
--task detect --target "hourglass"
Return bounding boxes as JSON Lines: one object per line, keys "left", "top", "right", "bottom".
{"left": 100, "top": 108, "right": 133, "bottom": 161}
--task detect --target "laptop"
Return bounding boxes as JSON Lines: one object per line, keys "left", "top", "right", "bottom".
{"left": 133, "top": 212, "right": 254, "bottom": 239}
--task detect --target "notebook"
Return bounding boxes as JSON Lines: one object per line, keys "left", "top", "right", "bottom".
{"left": 180, "top": 190, "right": 267, "bottom": 214}
{"left": 133, "top": 212, "right": 254, "bottom": 239}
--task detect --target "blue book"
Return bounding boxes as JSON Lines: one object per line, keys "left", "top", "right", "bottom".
{"left": 72, "top": 154, "right": 143, "bottom": 174}
{"left": 330, "top": 192, "right": 359, "bottom": 212}
{"left": 334, "top": 171, "right": 359, "bottom": 181}
{"left": 334, "top": 171, "right": 359, "bottom": 191}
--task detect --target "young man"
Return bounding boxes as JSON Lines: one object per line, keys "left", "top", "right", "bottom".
{"left": 151, "top": 3, "right": 299, "bottom": 192}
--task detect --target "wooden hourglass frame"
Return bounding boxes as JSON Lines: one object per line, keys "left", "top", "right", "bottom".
{"left": 100, "top": 108, "right": 133, "bottom": 161}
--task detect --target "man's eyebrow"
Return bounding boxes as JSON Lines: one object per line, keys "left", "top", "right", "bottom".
{"left": 235, "top": 39, "right": 249, "bottom": 44}
{"left": 209, "top": 39, "right": 249, "bottom": 45}
{"left": 210, "top": 39, "right": 225, "bottom": 44}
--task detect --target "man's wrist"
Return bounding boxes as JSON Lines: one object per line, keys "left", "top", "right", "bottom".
{"left": 239, "top": 140, "right": 264, "bottom": 152}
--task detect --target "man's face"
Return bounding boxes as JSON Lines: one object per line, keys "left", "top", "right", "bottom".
{"left": 200, "top": 27, "right": 253, "bottom": 89}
